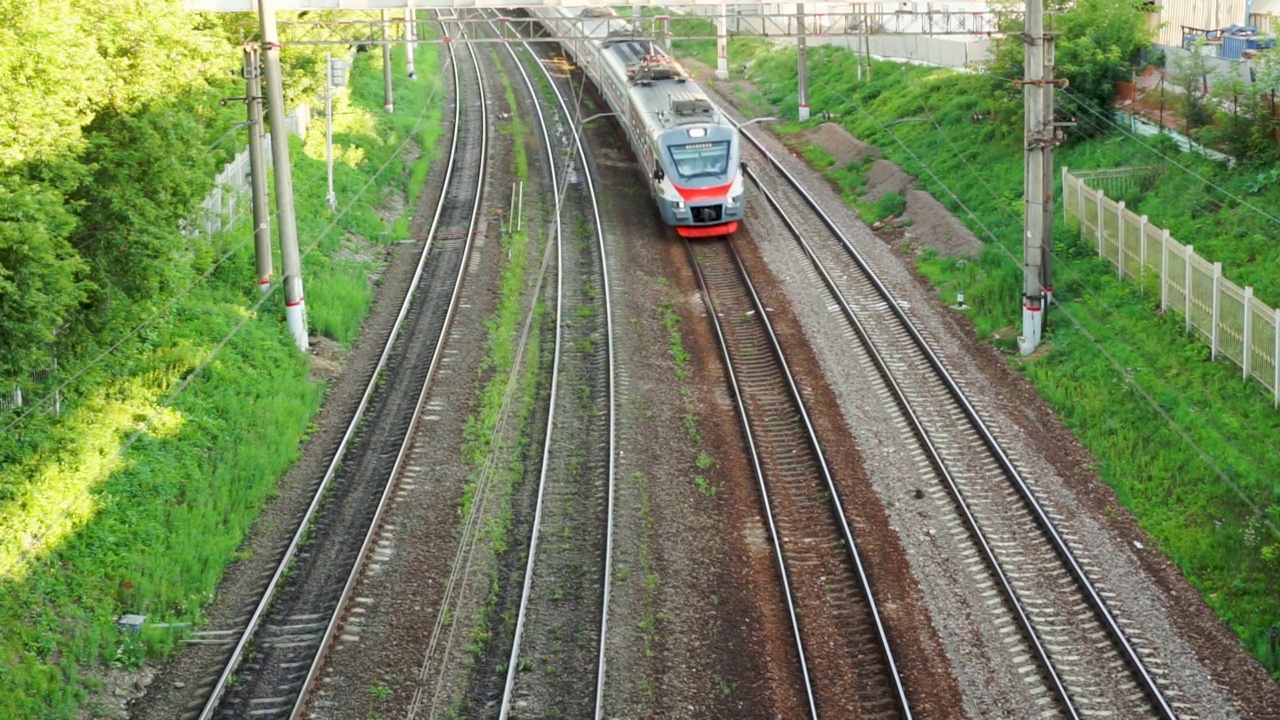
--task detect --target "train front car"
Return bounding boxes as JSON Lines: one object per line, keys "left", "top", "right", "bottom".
{"left": 624, "top": 54, "right": 743, "bottom": 238}
{"left": 524, "top": 7, "right": 743, "bottom": 237}
{"left": 650, "top": 99, "right": 742, "bottom": 238}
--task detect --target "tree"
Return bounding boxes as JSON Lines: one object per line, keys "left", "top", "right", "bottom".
{"left": 1251, "top": 51, "right": 1280, "bottom": 155}
{"left": 1205, "top": 70, "right": 1261, "bottom": 159}
{"left": 1170, "top": 41, "right": 1215, "bottom": 136}
{"left": 0, "top": 0, "right": 100, "bottom": 169}
{"left": 71, "top": 102, "right": 219, "bottom": 310}
{"left": 0, "top": 181, "right": 89, "bottom": 377}
{"left": 987, "top": 0, "right": 1156, "bottom": 138}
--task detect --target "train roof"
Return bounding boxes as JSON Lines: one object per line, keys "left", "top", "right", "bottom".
{"left": 601, "top": 40, "right": 722, "bottom": 130}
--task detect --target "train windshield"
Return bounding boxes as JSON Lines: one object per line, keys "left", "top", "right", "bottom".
{"left": 667, "top": 140, "right": 731, "bottom": 179}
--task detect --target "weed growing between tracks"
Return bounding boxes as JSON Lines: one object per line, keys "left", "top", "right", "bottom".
{"left": 450, "top": 222, "right": 543, "bottom": 715}
{"left": 446, "top": 53, "right": 543, "bottom": 713}
{"left": 660, "top": 297, "right": 720, "bottom": 498}
{"left": 612, "top": 295, "right": 723, "bottom": 703}
{"left": 492, "top": 47, "right": 530, "bottom": 182}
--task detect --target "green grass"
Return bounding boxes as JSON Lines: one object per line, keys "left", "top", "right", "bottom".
{"left": 448, "top": 57, "right": 543, "bottom": 712}
{"left": 305, "top": 44, "right": 445, "bottom": 341}
{"left": 0, "top": 43, "right": 444, "bottom": 717}
{"left": 722, "top": 40, "right": 1280, "bottom": 678}
{"left": 493, "top": 47, "right": 530, "bottom": 182}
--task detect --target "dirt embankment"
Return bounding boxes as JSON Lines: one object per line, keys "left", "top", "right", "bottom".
{"left": 802, "top": 121, "right": 985, "bottom": 259}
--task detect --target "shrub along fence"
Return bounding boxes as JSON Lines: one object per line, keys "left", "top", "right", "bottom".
{"left": 0, "top": 106, "right": 310, "bottom": 418}
{"left": 1063, "top": 166, "right": 1280, "bottom": 407}
{"left": 187, "top": 104, "right": 310, "bottom": 238}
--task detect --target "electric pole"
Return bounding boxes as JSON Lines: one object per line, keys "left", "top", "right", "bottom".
{"left": 326, "top": 52, "right": 337, "bottom": 212}
{"left": 1018, "top": 0, "right": 1060, "bottom": 356}
{"left": 1041, "top": 29, "right": 1056, "bottom": 306}
{"left": 258, "top": 0, "right": 308, "bottom": 351}
{"left": 716, "top": 2, "right": 728, "bottom": 80}
{"left": 405, "top": 6, "right": 417, "bottom": 80}
{"left": 382, "top": 10, "right": 394, "bottom": 112}
{"left": 797, "top": 3, "right": 810, "bottom": 121}
{"left": 244, "top": 44, "right": 273, "bottom": 294}
{"left": 326, "top": 55, "right": 349, "bottom": 213}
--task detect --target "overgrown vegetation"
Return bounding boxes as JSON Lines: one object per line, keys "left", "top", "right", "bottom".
{"left": 722, "top": 3, "right": 1280, "bottom": 679}
{"left": 0, "top": 7, "right": 442, "bottom": 712}
{"left": 986, "top": 0, "right": 1157, "bottom": 141}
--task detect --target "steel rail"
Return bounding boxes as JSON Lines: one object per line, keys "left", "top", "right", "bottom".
{"left": 406, "top": 16, "right": 543, "bottom": 715}
{"left": 498, "top": 28, "right": 619, "bottom": 720}
{"left": 194, "top": 13, "right": 481, "bottom": 719}
{"left": 684, "top": 238, "right": 818, "bottom": 719}
{"left": 285, "top": 17, "right": 489, "bottom": 719}
{"left": 494, "top": 30, "right": 569, "bottom": 720}
{"left": 493, "top": 13, "right": 617, "bottom": 718}
{"left": 743, "top": 160, "right": 1079, "bottom": 718}
{"left": 736, "top": 123, "right": 1178, "bottom": 719}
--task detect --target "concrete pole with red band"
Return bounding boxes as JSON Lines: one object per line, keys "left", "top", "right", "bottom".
{"left": 244, "top": 44, "right": 273, "bottom": 294}
{"left": 797, "top": 3, "right": 811, "bottom": 121}
{"left": 258, "top": 0, "right": 308, "bottom": 350}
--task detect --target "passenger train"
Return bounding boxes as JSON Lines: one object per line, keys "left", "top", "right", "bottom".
{"left": 525, "top": 6, "right": 744, "bottom": 238}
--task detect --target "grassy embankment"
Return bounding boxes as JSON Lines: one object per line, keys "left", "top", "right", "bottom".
{"left": 715, "top": 40, "right": 1280, "bottom": 678}
{"left": 0, "top": 44, "right": 442, "bottom": 717}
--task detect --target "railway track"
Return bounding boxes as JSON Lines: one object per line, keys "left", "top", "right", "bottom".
{"left": 190, "top": 19, "right": 489, "bottom": 720}
{"left": 687, "top": 238, "right": 910, "bottom": 719}
{"left": 492, "top": 22, "right": 618, "bottom": 720}
{"left": 736, "top": 123, "right": 1189, "bottom": 719}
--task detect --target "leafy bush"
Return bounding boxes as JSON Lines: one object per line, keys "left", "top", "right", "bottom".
{"left": 869, "top": 191, "right": 906, "bottom": 222}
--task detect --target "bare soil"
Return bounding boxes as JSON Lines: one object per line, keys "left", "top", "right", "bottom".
{"left": 801, "top": 121, "right": 983, "bottom": 258}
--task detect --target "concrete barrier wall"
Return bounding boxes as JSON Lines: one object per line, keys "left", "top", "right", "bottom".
{"left": 817, "top": 34, "right": 992, "bottom": 67}
{"left": 724, "top": 13, "right": 992, "bottom": 69}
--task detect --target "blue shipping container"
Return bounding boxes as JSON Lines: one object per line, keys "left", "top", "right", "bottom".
{"left": 1222, "top": 35, "right": 1248, "bottom": 59}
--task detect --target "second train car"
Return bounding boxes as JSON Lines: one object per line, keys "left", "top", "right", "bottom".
{"left": 529, "top": 7, "right": 744, "bottom": 237}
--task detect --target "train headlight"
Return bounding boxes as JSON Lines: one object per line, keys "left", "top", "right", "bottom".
{"left": 674, "top": 200, "right": 686, "bottom": 211}
{"left": 726, "top": 194, "right": 741, "bottom": 208}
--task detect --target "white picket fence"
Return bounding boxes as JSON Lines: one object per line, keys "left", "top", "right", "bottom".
{"left": 188, "top": 104, "right": 310, "bottom": 238}
{"left": 1063, "top": 166, "right": 1280, "bottom": 407}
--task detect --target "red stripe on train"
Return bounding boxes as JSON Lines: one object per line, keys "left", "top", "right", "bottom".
{"left": 671, "top": 180, "right": 734, "bottom": 202}
{"left": 677, "top": 221, "right": 738, "bottom": 238}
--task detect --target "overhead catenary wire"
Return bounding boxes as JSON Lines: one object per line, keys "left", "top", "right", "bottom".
{"left": 827, "top": 64, "right": 1280, "bottom": 540}
{"left": 0, "top": 49, "right": 431, "bottom": 439}
{"left": 924, "top": 89, "right": 1280, "bottom": 538}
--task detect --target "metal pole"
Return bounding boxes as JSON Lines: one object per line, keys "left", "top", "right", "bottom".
{"left": 382, "top": 10, "right": 394, "bottom": 112}
{"left": 244, "top": 44, "right": 273, "bottom": 293}
{"left": 863, "top": 15, "right": 873, "bottom": 81}
{"left": 797, "top": 3, "right": 811, "bottom": 121}
{"left": 716, "top": 2, "right": 729, "bottom": 79}
{"left": 405, "top": 6, "right": 416, "bottom": 80}
{"left": 258, "top": 0, "right": 308, "bottom": 350}
{"left": 1041, "top": 26, "right": 1055, "bottom": 307}
{"left": 1018, "top": 0, "right": 1050, "bottom": 356}
{"left": 326, "top": 53, "right": 336, "bottom": 212}
{"left": 855, "top": 7, "right": 863, "bottom": 82}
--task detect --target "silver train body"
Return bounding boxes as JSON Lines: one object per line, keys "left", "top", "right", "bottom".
{"left": 526, "top": 7, "right": 744, "bottom": 237}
